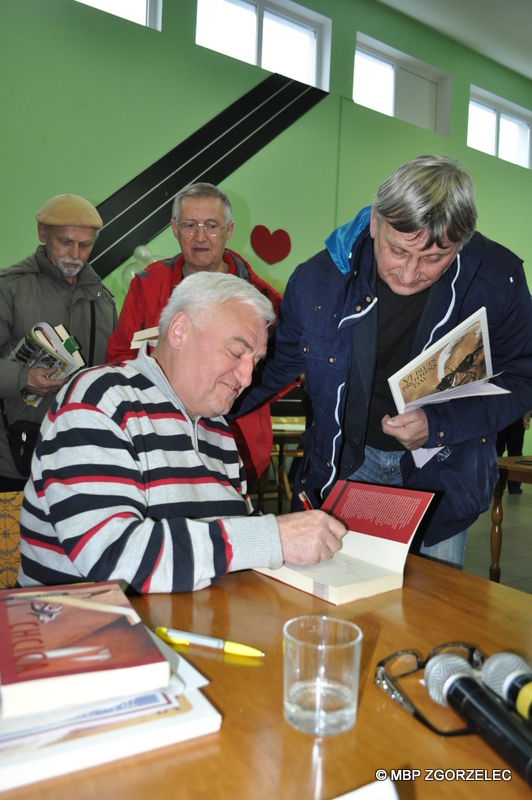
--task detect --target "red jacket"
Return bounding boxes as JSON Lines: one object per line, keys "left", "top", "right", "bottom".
{"left": 106, "top": 250, "right": 283, "bottom": 482}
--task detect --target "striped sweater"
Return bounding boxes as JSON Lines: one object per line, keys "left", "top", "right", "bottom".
{"left": 18, "top": 345, "right": 282, "bottom": 593}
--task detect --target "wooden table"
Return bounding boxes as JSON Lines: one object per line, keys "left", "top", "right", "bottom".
{"left": 4, "top": 557, "right": 532, "bottom": 800}
{"left": 490, "top": 455, "right": 532, "bottom": 581}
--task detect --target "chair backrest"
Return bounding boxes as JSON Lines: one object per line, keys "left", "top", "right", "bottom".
{"left": 0, "top": 491, "right": 23, "bottom": 590}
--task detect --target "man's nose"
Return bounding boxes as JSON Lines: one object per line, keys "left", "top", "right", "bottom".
{"left": 234, "top": 356, "right": 255, "bottom": 389}
{"left": 399, "top": 258, "right": 419, "bottom": 283}
{"left": 194, "top": 223, "right": 208, "bottom": 241}
{"left": 68, "top": 242, "right": 80, "bottom": 259}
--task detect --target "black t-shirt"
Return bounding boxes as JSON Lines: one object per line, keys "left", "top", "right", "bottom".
{"left": 366, "top": 275, "right": 428, "bottom": 451}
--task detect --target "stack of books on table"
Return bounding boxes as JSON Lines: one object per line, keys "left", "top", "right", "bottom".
{"left": 0, "top": 581, "right": 221, "bottom": 791}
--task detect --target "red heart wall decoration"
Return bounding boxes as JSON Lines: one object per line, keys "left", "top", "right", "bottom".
{"left": 250, "top": 225, "right": 291, "bottom": 265}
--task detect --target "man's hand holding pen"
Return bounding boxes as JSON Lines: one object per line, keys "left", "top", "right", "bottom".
{"left": 277, "top": 510, "right": 346, "bottom": 565}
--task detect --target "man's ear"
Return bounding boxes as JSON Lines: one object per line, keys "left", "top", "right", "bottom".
{"left": 369, "top": 207, "right": 378, "bottom": 239}
{"left": 166, "top": 311, "right": 190, "bottom": 351}
{"left": 37, "top": 223, "right": 48, "bottom": 244}
{"left": 225, "top": 221, "right": 235, "bottom": 241}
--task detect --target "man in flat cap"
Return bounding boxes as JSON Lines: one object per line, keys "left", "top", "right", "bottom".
{"left": 0, "top": 194, "right": 117, "bottom": 490}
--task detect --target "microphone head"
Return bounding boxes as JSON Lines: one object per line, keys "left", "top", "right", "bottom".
{"left": 482, "top": 652, "right": 532, "bottom": 698}
{"left": 424, "top": 653, "right": 475, "bottom": 706}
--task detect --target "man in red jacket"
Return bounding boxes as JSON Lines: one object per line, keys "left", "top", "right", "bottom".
{"left": 106, "top": 182, "right": 282, "bottom": 483}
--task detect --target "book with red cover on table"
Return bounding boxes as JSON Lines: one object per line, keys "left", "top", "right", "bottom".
{"left": 0, "top": 630, "right": 222, "bottom": 791}
{"left": 0, "top": 581, "right": 170, "bottom": 720}
{"left": 255, "top": 481, "right": 433, "bottom": 605}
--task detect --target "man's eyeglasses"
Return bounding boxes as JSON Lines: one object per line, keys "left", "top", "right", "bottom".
{"left": 176, "top": 220, "right": 226, "bottom": 238}
{"left": 436, "top": 345, "right": 484, "bottom": 392}
{"left": 375, "top": 642, "right": 485, "bottom": 736}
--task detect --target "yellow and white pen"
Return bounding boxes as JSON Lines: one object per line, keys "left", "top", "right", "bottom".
{"left": 154, "top": 626, "right": 264, "bottom": 658}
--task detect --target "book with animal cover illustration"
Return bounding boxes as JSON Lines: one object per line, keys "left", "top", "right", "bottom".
{"left": 8, "top": 322, "right": 85, "bottom": 407}
{"left": 0, "top": 581, "right": 170, "bottom": 720}
{"left": 255, "top": 481, "right": 433, "bottom": 605}
{"left": 0, "top": 631, "right": 222, "bottom": 791}
{"left": 387, "top": 307, "right": 509, "bottom": 467}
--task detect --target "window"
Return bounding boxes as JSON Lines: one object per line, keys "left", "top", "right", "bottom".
{"left": 353, "top": 33, "right": 452, "bottom": 136}
{"left": 195, "top": 0, "right": 331, "bottom": 91}
{"left": 74, "top": 0, "right": 162, "bottom": 31}
{"left": 468, "top": 87, "right": 531, "bottom": 169}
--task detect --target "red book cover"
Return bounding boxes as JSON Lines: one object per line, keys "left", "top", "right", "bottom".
{"left": 321, "top": 481, "right": 433, "bottom": 543}
{"left": 0, "top": 581, "right": 170, "bottom": 719}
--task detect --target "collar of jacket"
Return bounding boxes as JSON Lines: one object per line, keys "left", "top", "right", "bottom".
{"left": 34, "top": 244, "right": 103, "bottom": 288}
{"left": 325, "top": 206, "right": 372, "bottom": 274}
{"left": 173, "top": 248, "right": 253, "bottom": 282}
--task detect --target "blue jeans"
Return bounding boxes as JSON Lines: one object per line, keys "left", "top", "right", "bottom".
{"left": 349, "top": 445, "right": 467, "bottom": 569}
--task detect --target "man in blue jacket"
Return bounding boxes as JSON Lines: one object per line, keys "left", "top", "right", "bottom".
{"left": 233, "top": 155, "right": 532, "bottom": 567}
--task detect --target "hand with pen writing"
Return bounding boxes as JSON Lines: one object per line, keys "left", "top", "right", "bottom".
{"left": 277, "top": 510, "right": 346, "bottom": 565}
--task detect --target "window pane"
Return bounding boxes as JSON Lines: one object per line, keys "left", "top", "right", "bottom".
{"left": 499, "top": 113, "right": 530, "bottom": 168}
{"left": 196, "top": 0, "right": 257, "bottom": 65}
{"left": 395, "top": 68, "right": 437, "bottom": 132}
{"left": 262, "top": 10, "right": 316, "bottom": 86}
{"left": 467, "top": 101, "right": 496, "bottom": 155}
{"left": 353, "top": 50, "right": 394, "bottom": 116}
{"left": 75, "top": 0, "right": 148, "bottom": 24}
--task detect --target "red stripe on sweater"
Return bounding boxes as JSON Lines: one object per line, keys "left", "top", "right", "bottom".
{"left": 70, "top": 512, "right": 136, "bottom": 559}
{"left": 218, "top": 520, "right": 233, "bottom": 574}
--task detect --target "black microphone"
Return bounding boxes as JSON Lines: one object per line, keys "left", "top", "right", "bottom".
{"left": 482, "top": 652, "right": 532, "bottom": 722}
{"left": 424, "top": 653, "right": 532, "bottom": 786}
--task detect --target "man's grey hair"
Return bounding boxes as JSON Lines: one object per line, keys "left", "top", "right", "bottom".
{"left": 158, "top": 271, "right": 276, "bottom": 335}
{"left": 372, "top": 155, "right": 477, "bottom": 247}
{"left": 171, "top": 182, "right": 233, "bottom": 226}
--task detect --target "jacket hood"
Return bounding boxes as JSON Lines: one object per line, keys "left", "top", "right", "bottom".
{"left": 325, "top": 206, "right": 371, "bottom": 274}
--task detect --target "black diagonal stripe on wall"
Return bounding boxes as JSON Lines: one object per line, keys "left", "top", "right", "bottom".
{"left": 91, "top": 73, "right": 326, "bottom": 279}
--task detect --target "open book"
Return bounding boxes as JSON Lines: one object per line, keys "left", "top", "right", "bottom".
{"left": 388, "top": 307, "right": 509, "bottom": 467}
{"left": 255, "top": 481, "right": 433, "bottom": 605}
{"left": 8, "top": 322, "right": 85, "bottom": 407}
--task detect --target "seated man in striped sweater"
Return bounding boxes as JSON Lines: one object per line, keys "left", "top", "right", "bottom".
{"left": 18, "top": 272, "right": 344, "bottom": 593}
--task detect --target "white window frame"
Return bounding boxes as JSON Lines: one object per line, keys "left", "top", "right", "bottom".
{"left": 74, "top": 0, "right": 162, "bottom": 31}
{"left": 196, "top": 0, "right": 331, "bottom": 91}
{"left": 354, "top": 33, "right": 452, "bottom": 137}
{"left": 468, "top": 85, "right": 531, "bottom": 169}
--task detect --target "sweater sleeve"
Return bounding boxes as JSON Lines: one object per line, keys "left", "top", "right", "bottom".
{"left": 19, "top": 399, "right": 283, "bottom": 593}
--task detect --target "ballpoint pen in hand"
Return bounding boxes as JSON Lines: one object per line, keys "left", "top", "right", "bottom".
{"left": 298, "top": 491, "right": 314, "bottom": 510}
{"left": 153, "top": 627, "right": 264, "bottom": 658}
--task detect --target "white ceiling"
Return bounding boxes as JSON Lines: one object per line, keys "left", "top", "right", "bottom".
{"left": 376, "top": 0, "right": 532, "bottom": 82}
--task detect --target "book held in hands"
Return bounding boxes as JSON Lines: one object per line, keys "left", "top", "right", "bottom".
{"left": 130, "top": 325, "right": 159, "bottom": 349}
{"left": 255, "top": 481, "right": 433, "bottom": 605}
{"left": 387, "top": 307, "right": 509, "bottom": 467}
{"left": 8, "top": 322, "right": 85, "bottom": 406}
{"left": 0, "top": 581, "right": 170, "bottom": 719}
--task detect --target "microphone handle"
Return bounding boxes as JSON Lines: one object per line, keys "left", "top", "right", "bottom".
{"left": 447, "top": 677, "right": 532, "bottom": 786}
{"left": 507, "top": 675, "right": 532, "bottom": 722}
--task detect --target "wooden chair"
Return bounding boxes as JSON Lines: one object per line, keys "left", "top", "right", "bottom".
{"left": 0, "top": 491, "right": 23, "bottom": 589}
{"left": 257, "top": 384, "right": 308, "bottom": 513}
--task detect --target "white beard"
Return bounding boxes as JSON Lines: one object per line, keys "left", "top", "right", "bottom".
{"left": 57, "top": 257, "right": 84, "bottom": 278}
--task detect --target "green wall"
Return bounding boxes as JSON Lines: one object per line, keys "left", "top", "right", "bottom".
{"left": 2, "top": 0, "right": 532, "bottom": 307}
